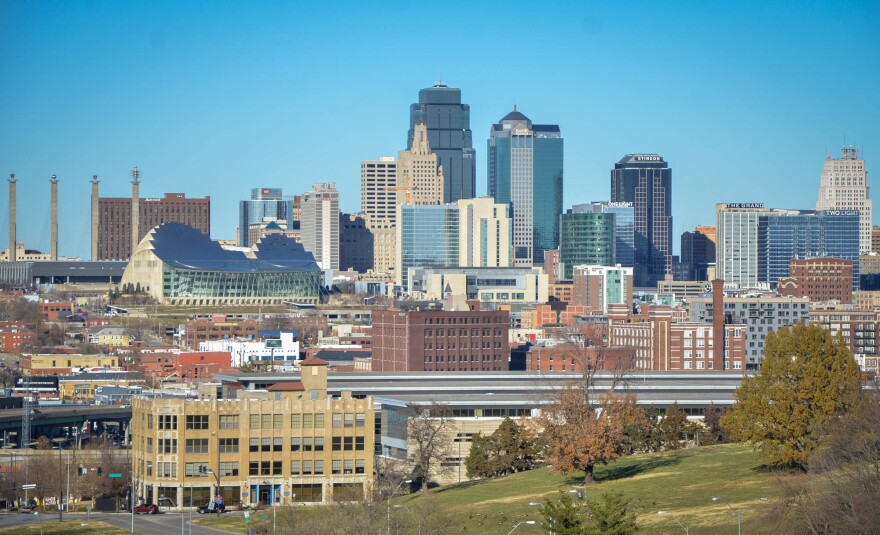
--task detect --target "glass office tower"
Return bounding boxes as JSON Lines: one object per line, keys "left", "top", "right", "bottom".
{"left": 409, "top": 84, "right": 476, "bottom": 203}
{"left": 587, "top": 201, "right": 635, "bottom": 269}
{"left": 239, "top": 188, "right": 295, "bottom": 247}
{"left": 488, "top": 108, "right": 563, "bottom": 267}
{"left": 611, "top": 154, "right": 672, "bottom": 287}
{"left": 559, "top": 207, "right": 615, "bottom": 280}
{"left": 758, "top": 209, "right": 860, "bottom": 290}
{"left": 397, "top": 204, "right": 460, "bottom": 288}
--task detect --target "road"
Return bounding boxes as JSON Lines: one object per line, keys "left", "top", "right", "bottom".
{"left": 0, "top": 511, "right": 240, "bottom": 535}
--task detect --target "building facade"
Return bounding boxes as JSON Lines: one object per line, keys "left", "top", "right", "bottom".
{"left": 559, "top": 207, "right": 615, "bottom": 280}
{"left": 689, "top": 295, "right": 810, "bottom": 369}
{"left": 132, "top": 358, "right": 374, "bottom": 507}
{"left": 360, "top": 157, "right": 398, "bottom": 275}
{"left": 778, "top": 258, "right": 853, "bottom": 303}
{"left": 571, "top": 265, "right": 634, "bottom": 313}
{"left": 397, "top": 123, "right": 444, "bottom": 206}
{"left": 97, "top": 193, "right": 210, "bottom": 261}
{"left": 680, "top": 225, "right": 716, "bottom": 281}
{"left": 239, "top": 188, "right": 296, "bottom": 247}
{"left": 407, "top": 267, "right": 548, "bottom": 305}
{"left": 816, "top": 146, "right": 871, "bottom": 253}
{"left": 488, "top": 108, "right": 563, "bottom": 267}
{"left": 121, "top": 223, "right": 322, "bottom": 306}
{"left": 408, "top": 83, "right": 476, "bottom": 203}
{"left": 339, "top": 214, "right": 373, "bottom": 273}
{"left": 396, "top": 204, "right": 459, "bottom": 288}
{"left": 587, "top": 202, "right": 635, "bottom": 269}
{"left": 371, "top": 305, "right": 510, "bottom": 372}
{"left": 456, "top": 198, "right": 513, "bottom": 268}
{"left": 610, "top": 154, "right": 672, "bottom": 287}
{"left": 300, "top": 183, "right": 340, "bottom": 270}
{"left": 759, "top": 209, "right": 860, "bottom": 291}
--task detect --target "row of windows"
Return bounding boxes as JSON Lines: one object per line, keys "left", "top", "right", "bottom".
{"left": 145, "top": 413, "right": 367, "bottom": 432}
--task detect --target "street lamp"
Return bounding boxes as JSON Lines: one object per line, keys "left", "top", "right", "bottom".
{"left": 712, "top": 497, "right": 768, "bottom": 535}
{"left": 657, "top": 510, "right": 688, "bottom": 535}
{"left": 507, "top": 520, "right": 536, "bottom": 535}
{"left": 209, "top": 431, "right": 221, "bottom": 515}
{"left": 387, "top": 479, "right": 412, "bottom": 535}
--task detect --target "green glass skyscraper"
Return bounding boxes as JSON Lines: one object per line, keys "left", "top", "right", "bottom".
{"left": 488, "top": 107, "right": 563, "bottom": 267}
{"left": 559, "top": 206, "right": 616, "bottom": 280}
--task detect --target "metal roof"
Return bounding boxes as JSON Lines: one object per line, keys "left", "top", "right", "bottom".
{"left": 148, "top": 223, "right": 320, "bottom": 273}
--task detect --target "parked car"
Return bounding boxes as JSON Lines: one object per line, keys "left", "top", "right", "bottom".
{"left": 134, "top": 504, "right": 158, "bottom": 514}
{"left": 17, "top": 506, "right": 34, "bottom": 514}
{"left": 197, "top": 502, "right": 225, "bottom": 514}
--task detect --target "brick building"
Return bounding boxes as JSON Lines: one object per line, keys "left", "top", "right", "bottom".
{"left": 371, "top": 303, "right": 509, "bottom": 371}
{"left": 0, "top": 321, "right": 34, "bottom": 352}
{"left": 38, "top": 302, "right": 74, "bottom": 321}
{"left": 136, "top": 351, "right": 233, "bottom": 383}
{"left": 183, "top": 317, "right": 260, "bottom": 349}
{"left": 97, "top": 193, "right": 210, "bottom": 260}
{"left": 778, "top": 257, "right": 853, "bottom": 304}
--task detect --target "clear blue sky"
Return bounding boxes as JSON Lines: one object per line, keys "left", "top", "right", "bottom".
{"left": 1, "top": 1, "right": 878, "bottom": 258}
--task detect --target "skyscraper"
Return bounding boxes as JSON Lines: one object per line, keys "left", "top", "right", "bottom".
{"left": 610, "top": 154, "right": 672, "bottom": 287}
{"left": 488, "top": 107, "right": 563, "bottom": 267}
{"left": 239, "top": 188, "right": 296, "bottom": 247}
{"left": 589, "top": 202, "right": 635, "bottom": 269}
{"left": 300, "top": 183, "right": 339, "bottom": 270}
{"left": 816, "top": 146, "right": 871, "bottom": 253}
{"left": 457, "top": 198, "right": 513, "bottom": 268}
{"left": 396, "top": 204, "right": 459, "bottom": 288}
{"left": 716, "top": 203, "right": 860, "bottom": 290}
{"left": 680, "top": 225, "right": 717, "bottom": 281}
{"left": 559, "top": 206, "right": 615, "bottom": 280}
{"left": 409, "top": 83, "right": 476, "bottom": 203}
{"left": 398, "top": 123, "right": 444, "bottom": 206}
{"left": 360, "top": 157, "right": 398, "bottom": 274}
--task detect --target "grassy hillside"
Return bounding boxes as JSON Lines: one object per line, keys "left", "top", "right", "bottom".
{"left": 412, "top": 444, "right": 781, "bottom": 534}
{"left": 198, "top": 444, "right": 787, "bottom": 534}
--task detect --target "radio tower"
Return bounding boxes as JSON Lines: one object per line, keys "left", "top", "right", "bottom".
{"left": 21, "top": 376, "right": 31, "bottom": 448}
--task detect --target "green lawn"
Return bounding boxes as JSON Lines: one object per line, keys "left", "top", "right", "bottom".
{"left": 0, "top": 520, "right": 132, "bottom": 535}
{"left": 197, "top": 444, "right": 788, "bottom": 534}
{"left": 416, "top": 443, "right": 783, "bottom": 534}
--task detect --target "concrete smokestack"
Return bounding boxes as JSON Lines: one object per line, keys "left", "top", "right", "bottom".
{"left": 50, "top": 174, "right": 58, "bottom": 261}
{"left": 90, "top": 175, "right": 99, "bottom": 260}
{"left": 131, "top": 166, "right": 140, "bottom": 257}
{"left": 8, "top": 174, "right": 16, "bottom": 263}
{"left": 711, "top": 279, "right": 725, "bottom": 371}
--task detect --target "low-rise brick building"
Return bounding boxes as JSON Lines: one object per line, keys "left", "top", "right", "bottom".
{"left": 371, "top": 302, "right": 509, "bottom": 371}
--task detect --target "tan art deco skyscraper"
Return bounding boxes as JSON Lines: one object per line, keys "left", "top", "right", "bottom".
{"left": 817, "top": 146, "right": 871, "bottom": 253}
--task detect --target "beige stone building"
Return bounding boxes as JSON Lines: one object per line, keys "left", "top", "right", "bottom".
{"left": 457, "top": 198, "right": 513, "bottom": 267}
{"left": 816, "top": 146, "right": 872, "bottom": 253}
{"left": 131, "top": 358, "right": 374, "bottom": 508}
{"left": 360, "top": 157, "right": 398, "bottom": 275}
{"left": 396, "top": 123, "right": 444, "bottom": 207}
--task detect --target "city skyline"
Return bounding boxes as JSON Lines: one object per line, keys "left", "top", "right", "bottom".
{"left": 1, "top": 1, "right": 878, "bottom": 257}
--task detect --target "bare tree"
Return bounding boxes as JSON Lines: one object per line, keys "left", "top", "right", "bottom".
{"left": 405, "top": 403, "right": 456, "bottom": 492}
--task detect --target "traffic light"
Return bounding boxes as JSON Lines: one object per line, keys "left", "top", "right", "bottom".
{"left": 199, "top": 465, "right": 206, "bottom": 475}
{"left": 78, "top": 466, "right": 85, "bottom": 476}
{"left": 97, "top": 467, "right": 102, "bottom": 476}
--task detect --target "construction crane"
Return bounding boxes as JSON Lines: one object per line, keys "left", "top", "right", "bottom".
{"left": 385, "top": 177, "right": 419, "bottom": 204}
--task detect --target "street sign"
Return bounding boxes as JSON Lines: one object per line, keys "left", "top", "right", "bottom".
{"left": 22, "top": 484, "right": 36, "bottom": 490}
{"left": 109, "top": 473, "right": 122, "bottom": 478}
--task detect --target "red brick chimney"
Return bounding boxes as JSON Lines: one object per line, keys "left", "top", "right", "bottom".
{"left": 711, "top": 279, "right": 725, "bottom": 371}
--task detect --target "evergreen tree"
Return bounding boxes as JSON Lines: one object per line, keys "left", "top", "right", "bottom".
{"left": 541, "top": 491, "right": 586, "bottom": 535}
{"left": 700, "top": 403, "right": 728, "bottom": 445}
{"left": 585, "top": 492, "right": 639, "bottom": 535}
{"left": 661, "top": 402, "right": 688, "bottom": 450}
{"left": 465, "top": 417, "right": 541, "bottom": 478}
{"left": 722, "top": 323, "right": 862, "bottom": 469}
